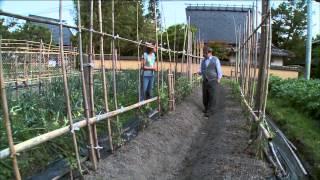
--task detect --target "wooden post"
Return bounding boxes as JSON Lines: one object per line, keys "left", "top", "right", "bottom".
{"left": 0, "top": 37, "right": 22, "bottom": 180}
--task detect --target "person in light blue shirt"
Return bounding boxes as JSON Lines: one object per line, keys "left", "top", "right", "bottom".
{"left": 199, "top": 47, "right": 223, "bottom": 117}
{"left": 141, "top": 44, "right": 157, "bottom": 101}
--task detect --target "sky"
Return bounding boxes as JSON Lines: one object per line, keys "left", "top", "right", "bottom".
{"left": 0, "top": 0, "right": 319, "bottom": 37}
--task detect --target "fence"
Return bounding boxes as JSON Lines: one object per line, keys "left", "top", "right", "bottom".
{"left": 230, "top": 1, "right": 307, "bottom": 178}
{"left": 0, "top": 0, "right": 203, "bottom": 179}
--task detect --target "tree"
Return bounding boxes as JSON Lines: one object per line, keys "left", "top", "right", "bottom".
{"left": 0, "top": 19, "right": 11, "bottom": 38}
{"left": 11, "top": 22, "right": 51, "bottom": 43}
{"left": 271, "top": 0, "right": 307, "bottom": 63}
{"left": 145, "top": 0, "right": 161, "bottom": 29}
{"left": 312, "top": 35, "right": 320, "bottom": 78}
{"left": 159, "top": 24, "right": 197, "bottom": 59}
{"left": 0, "top": 19, "right": 51, "bottom": 42}
{"left": 73, "top": 0, "right": 156, "bottom": 56}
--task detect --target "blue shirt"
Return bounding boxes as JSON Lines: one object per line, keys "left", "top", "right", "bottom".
{"left": 143, "top": 52, "right": 156, "bottom": 76}
{"left": 199, "top": 55, "right": 223, "bottom": 79}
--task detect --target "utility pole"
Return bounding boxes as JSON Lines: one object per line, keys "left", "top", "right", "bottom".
{"left": 255, "top": 0, "right": 270, "bottom": 116}
{"left": 305, "top": 0, "right": 312, "bottom": 80}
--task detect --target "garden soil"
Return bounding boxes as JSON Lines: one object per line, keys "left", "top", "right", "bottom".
{"left": 84, "top": 85, "right": 272, "bottom": 180}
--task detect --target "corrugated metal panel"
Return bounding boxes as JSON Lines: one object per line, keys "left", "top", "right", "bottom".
{"left": 186, "top": 6, "right": 252, "bottom": 44}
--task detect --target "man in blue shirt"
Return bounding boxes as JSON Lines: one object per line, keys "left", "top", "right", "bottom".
{"left": 199, "top": 47, "right": 223, "bottom": 117}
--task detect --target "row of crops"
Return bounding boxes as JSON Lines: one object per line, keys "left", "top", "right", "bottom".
{"left": 268, "top": 76, "right": 320, "bottom": 119}
{"left": 268, "top": 76, "right": 320, "bottom": 178}
{"left": 0, "top": 70, "right": 194, "bottom": 179}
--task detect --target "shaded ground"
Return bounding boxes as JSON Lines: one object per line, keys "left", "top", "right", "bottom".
{"left": 84, "top": 85, "right": 272, "bottom": 180}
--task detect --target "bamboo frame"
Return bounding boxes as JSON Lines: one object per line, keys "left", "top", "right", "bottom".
{"left": 0, "top": 97, "right": 158, "bottom": 159}
{"left": 0, "top": 11, "right": 200, "bottom": 57}
{"left": 0, "top": 2, "right": 205, "bottom": 177}
{"left": 234, "top": 2, "right": 273, "bottom": 141}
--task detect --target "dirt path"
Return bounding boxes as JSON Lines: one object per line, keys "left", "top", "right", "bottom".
{"left": 84, "top": 85, "right": 272, "bottom": 180}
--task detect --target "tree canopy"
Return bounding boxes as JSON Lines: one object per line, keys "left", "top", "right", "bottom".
{"left": 73, "top": 0, "right": 159, "bottom": 56}
{"left": 271, "top": 0, "right": 307, "bottom": 63}
{"left": 0, "top": 18, "right": 51, "bottom": 42}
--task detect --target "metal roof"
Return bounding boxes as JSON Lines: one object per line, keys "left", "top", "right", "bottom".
{"left": 28, "top": 15, "right": 73, "bottom": 46}
{"left": 186, "top": 5, "right": 252, "bottom": 44}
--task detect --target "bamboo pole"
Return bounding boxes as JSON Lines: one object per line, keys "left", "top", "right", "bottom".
{"left": 76, "top": 0, "right": 97, "bottom": 171}
{"left": 59, "top": 0, "right": 83, "bottom": 174}
{"left": 173, "top": 24, "right": 177, "bottom": 81}
{"left": 155, "top": 0, "right": 161, "bottom": 114}
{"left": 160, "top": 32, "right": 164, "bottom": 90}
{"left": 137, "top": 1, "right": 141, "bottom": 102}
{"left": 39, "top": 40, "right": 44, "bottom": 93}
{"left": 0, "top": 37, "right": 22, "bottom": 180}
{"left": 98, "top": 0, "right": 113, "bottom": 153}
{"left": 0, "top": 10, "right": 196, "bottom": 57}
{"left": 166, "top": 32, "right": 172, "bottom": 72}
{"left": 88, "top": 0, "right": 101, "bottom": 160}
{"left": 111, "top": 0, "right": 121, "bottom": 137}
{"left": 0, "top": 97, "right": 158, "bottom": 159}
{"left": 14, "top": 55, "right": 18, "bottom": 97}
{"left": 181, "top": 25, "right": 188, "bottom": 73}
{"left": 262, "top": 7, "right": 272, "bottom": 119}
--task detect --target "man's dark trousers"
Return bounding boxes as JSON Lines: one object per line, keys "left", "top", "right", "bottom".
{"left": 202, "top": 78, "right": 218, "bottom": 113}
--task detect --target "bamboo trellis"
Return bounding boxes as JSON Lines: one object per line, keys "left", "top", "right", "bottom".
{"left": 233, "top": 2, "right": 272, "bottom": 139}
{"left": 0, "top": 1, "right": 203, "bottom": 179}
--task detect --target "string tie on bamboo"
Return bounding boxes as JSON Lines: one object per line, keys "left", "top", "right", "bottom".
{"left": 94, "top": 145, "right": 103, "bottom": 150}
{"left": 137, "top": 40, "right": 142, "bottom": 47}
{"left": 96, "top": 111, "right": 103, "bottom": 121}
{"left": 87, "top": 145, "right": 103, "bottom": 150}
{"left": 70, "top": 125, "right": 80, "bottom": 134}
{"left": 83, "top": 63, "right": 94, "bottom": 68}
{"left": 113, "top": 34, "right": 119, "bottom": 40}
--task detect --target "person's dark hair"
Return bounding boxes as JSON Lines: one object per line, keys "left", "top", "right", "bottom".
{"left": 146, "top": 46, "right": 154, "bottom": 54}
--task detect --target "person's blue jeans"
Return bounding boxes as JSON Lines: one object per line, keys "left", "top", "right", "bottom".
{"left": 141, "top": 75, "right": 154, "bottom": 101}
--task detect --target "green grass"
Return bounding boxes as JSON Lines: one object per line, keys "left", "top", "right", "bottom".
{"left": 267, "top": 97, "right": 320, "bottom": 179}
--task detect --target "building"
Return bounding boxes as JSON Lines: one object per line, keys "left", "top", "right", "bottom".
{"left": 28, "top": 15, "right": 73, "bottom": 46}
{"left": 186, "top": 5, "right": 294, "bottom": 66}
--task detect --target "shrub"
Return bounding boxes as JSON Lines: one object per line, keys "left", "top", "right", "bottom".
{"left": 268, "top": 76, "right": 320, "bottom": 119}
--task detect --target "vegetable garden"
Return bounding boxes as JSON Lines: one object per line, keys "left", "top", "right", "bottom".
{"left": 0, "top": 0, "right": 203, "bottom": 179}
